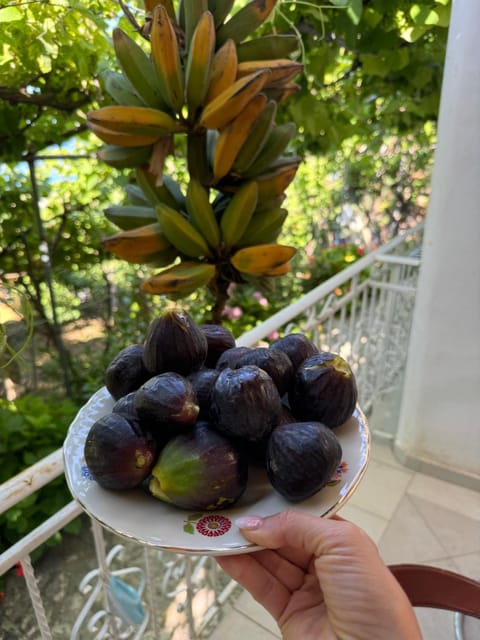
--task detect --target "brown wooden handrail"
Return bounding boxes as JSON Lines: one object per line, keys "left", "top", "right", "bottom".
{"left": 389, "top": 564, "right": 480, "bottom": 619}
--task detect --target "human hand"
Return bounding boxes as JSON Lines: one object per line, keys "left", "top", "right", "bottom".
{"left": 217, "top": 510, "right": 421, "bottom": 640}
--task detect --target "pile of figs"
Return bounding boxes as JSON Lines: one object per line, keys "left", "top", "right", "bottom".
{"left": 83, "top": 309, "right": 358, "bottom": 511}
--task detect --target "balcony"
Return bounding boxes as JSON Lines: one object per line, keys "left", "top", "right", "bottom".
{"left": 2, "top": 222, "right": 478, "bottom": 639}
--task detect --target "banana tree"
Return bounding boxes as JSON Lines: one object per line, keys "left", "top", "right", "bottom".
{"left": 88, "top": 0, "right": 303, "bottom": 323}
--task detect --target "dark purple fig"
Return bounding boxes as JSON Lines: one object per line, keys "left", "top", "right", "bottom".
{"left": 215, "top": 346, "right": 251, "bottom": 370}
{"left": 84, "top": 413, "right": 158, "bottom": 490}
{"left": 236, "top": 347, "right": 294, "bottom": 396}
{"left": 266, "top": 421, "right": 342, "bottom": 502}
{"left": 198, "top": 324, "right": 236, "bottom": 367}
{"left": 142, "top": 309, "right": 207, "bottom": 375}
{"left": 279, "top": 403, "right": 296, "bottom": 424}
{"left": 211, "top": 365, "right": 283, "bottom": 443}
{"left": 187, "top": 368, "right": 219, "bottom": 420}
{"left": 112, "top": 391, "right": 137, "bottom": 417}
{"left": 288, "top": 352, "right": 357, "bottom": 428}
{"left": 270, "top": 333, "right": 319, "bottom": 371}
{"left": 105, "top": 344, "right": 151, "bottom": 400}
{"left": 148, "top": 421, "right": 248, "bottom": 510}
{"left": 134, "top": 373, "right": 199, "bottom": 438}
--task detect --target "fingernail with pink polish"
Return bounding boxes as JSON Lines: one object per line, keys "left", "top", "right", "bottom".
{"left": 235, "top": 516, "right": 263, "bottom": 530}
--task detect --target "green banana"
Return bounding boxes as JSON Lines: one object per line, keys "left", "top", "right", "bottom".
{"left": 104, "top": 205, "right": 158, "bottom": 230}
{"left": 243, "top": 122, "right": 297, "bottom": 177}
{"left": 177, "top": 0, "right": 186, "bottom": 30}
{"left": 185, "top": 10, "right": 216, "bottom": 121}
{"left": 101, "top": 70, "right": 145, "bottom": 107}
{"left": 125, "top": 184, "right": 150, "bottom": 206}
{"left": 184, "top": 0, "right": 208, "bottom": 48}
{"left": 163, "top": 175, "right": 188, "bottom": 210}
{"left": 220, "top": 180, "right": 258, "bottom": 248}
{"left": 112, "top": 28, "right": 166, "bottom": 110}
{"left": 186, "top": 179, "right": 221, "bottom": 250}
{"left": 232, "top": 99, "right": 277, "bottom": 173}
{"left": 186, "top": 130, "right": 212, "bottom": 185}
{"left": 141, "top": 261, "right": 216, "bottom": 297}
{"left": 150, "top": 4, "right": 185, "bottom": 114}
{"left": 216, "top": 0, "right": 278, "bottom": 46}
{"left": 135, "top": 167, "right": 186, "bottom": 210}
{"left": 156, "top": 202, "right": 214, "bottom": 258}
{"left": 236, "top": 34, "right": 300, "bottom": 62}
{"left": 207, "top": 0, "right": 235, "bottom": 27}
{"left": 97, "top": 144, "right": 152, "bottom": 169}
{"left": 236, "top": 207, "right": 288, "bottom": 246}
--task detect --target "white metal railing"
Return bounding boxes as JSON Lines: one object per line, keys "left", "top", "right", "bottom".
{"left": 0, "top": 222, "right": 424, "bottom": 639}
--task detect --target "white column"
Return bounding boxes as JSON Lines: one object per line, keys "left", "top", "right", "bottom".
{"left": 394, "top": 0, "right": 480, "bottom": 489}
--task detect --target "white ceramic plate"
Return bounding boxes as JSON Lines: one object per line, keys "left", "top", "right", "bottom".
{"left": 64, "top": 386, "right": 370, "bottom": 556}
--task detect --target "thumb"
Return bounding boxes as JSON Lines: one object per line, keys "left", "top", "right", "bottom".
{"left": 235, "top": 509, "right": 355, "bottom": 557}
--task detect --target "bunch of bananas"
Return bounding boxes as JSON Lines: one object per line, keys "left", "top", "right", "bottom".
{"left": 89, "top": 0, "right": 303, "bottom": 303}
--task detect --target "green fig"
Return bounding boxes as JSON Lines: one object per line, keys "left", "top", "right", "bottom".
{"left": 148, "top": 421, "right": 248, "bottom": 510}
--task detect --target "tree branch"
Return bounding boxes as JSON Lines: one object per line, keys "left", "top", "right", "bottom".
{"left": 0, "top": 86, "right": 93, "bottom": 111}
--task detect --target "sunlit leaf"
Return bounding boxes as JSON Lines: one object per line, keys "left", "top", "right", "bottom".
{"left": 0, "top": 7, "right": 22, "bottom": 22}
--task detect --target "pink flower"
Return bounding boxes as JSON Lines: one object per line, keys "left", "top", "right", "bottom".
{"left": 196, "top": 515, "right": 232, "bottom": 537}
{"left": 253, "top": 291, "right": 269, "bottom": 307}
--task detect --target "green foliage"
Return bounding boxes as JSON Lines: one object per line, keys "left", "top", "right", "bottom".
{"left": 271, "top": 0, "right": 449, "bottom": 153}
{"left": 0, "top": 395, "right": 82, "bottom": 553}
{"left": 0, "top": 0, "right": 118, "bottom": 161}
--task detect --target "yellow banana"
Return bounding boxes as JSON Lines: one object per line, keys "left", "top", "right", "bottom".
{"left": 232, "top": 99, "right": 277, "bottom": 173}
{"left": 212, "top": 93, "right": 267, "bottom": 182}
{"left": 97, "top": 144, "right": 152, "bottom": 169}
{"left": 205, "top": 39, "right": 238, "bottom": 104}
{"left": 231, "top": 243, "right": 296, "bottom": 276}
{"left": 141, "top": 261, "right": 216, "bottom": 297}
{"left": 144, "top": 0, "right": 176, "bottom": 21}
{"left": 185, "top": 10, "right": 216, "bottom": 121}
{"left": 156, "top": 202, "right": 214, "bottom": 258}
{"left": 216, "top": 0, "right": 278, "bottom": 47}
{"left": 87, "top": 106, "right": 186, "bottom": 137}
{"left": 199, "top": 69, "right": 271, "bottom": 130}
{"left": 104, "top": 205, "right": 158, "bottom": 230}
{"left": 236, "top": 59, "right": 304, "bottom": 87}
{"left": 150, "top": 4, "right": 185, "bottom": 114}
{"left": 135, "top": 167, "right": 186, "bottom": 210}
{"left": 186, "top": 179, "right": 221, "bottom": 250}
{"left": 237, "top": 34, "right": 300, "bottom": 62}
{"left": 112, "top": 28, "right": 166, "bottom": 110}
{"left": 87, "top": 121, "right": 160, "bottom": 147}
{"left": 220, "top": 180, "right": 258, "bottom": 248}
{"left": 262, "top": 261, "right": 291, "bottom": 277}
{"left": 101, "top": 70, "right": 145, "bottom": 107}
{"left": 236, "top": 207, "right": 288, "bottom": 246}
{"left": 102, "top": 223, "right": 174, "bottom": 263}
{"left": 243, "top": 122, "right": 297, "bottom": 177}
{"left": 256, "top": 161, "right": 300, "bottom": 202}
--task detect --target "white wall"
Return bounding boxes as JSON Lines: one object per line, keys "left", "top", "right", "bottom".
{"left": 394, "top": 0, "right": 480, "bottom": 489}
